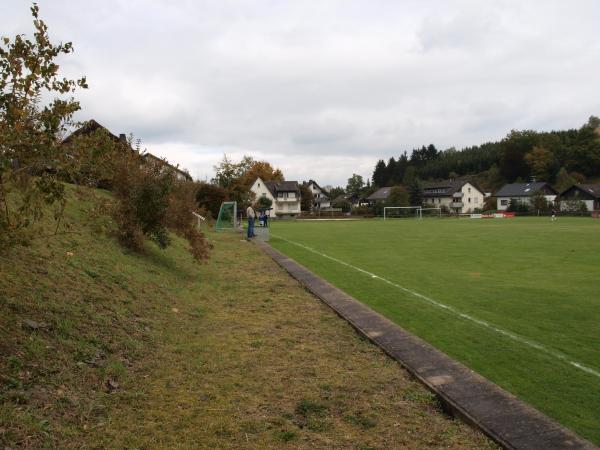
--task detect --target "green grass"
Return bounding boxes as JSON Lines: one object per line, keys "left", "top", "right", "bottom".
{"left": 269, "top": 217, "right": 600, "bottom": 444}
{"left": 0, "top": 185, "right": 495, "bottom": 449}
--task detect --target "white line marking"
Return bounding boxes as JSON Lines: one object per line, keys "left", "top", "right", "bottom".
{"left": 271, "top": 233, "right": 600, "bottom": 379}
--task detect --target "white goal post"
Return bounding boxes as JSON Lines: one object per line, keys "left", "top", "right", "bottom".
{"left": 384, "top": 206, "right": 422, "bottom": 220}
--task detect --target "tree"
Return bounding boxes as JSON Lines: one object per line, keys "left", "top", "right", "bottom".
{"left": 299, "top": 183, "right": 313, "bottom": 211}
{"left": 524, "top": 146, "right": 558, "bottom": 182}
{"left": 554, "top": 167, "right": 575, "bottom": 192}
{"left": 0, "top": 3, "right": 88, "bottom": 249}
{"left": 385, "top": 185, "right": 409, "bottom": 207}
{"left": 256, "top": 196, "right": 272, "bottom": 210}
{"left": 328, "top": 186, "right": 345, "bottom": 201}
{"left": 196, "top": 182, "right": 228, "bottom": 219}
{"left": 499, "top": 130, "right": 538, "bottom": 182}
{"left": 372, "top": 160, "right": 387, "bottom": 187}
{"left": 407, "top": 178, "right": 423, "bottom": 206}
{"left": 346, "top": 174, "right": 365, "bottom": 197}
{"left": 239, "top": 160, "right": 284, "bottom": 189}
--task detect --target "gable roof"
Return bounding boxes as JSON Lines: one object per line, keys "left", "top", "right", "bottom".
{"left": 495, "top": 182, "right": 557, "bottom": 197}
{"left": 307, "top": 179, "right": 329, "bottom": 196}
{"left": 366, "top": 187, "right": 393, "bottom": 201}
{"left": 421, "top": 179, "right": 482, "bottom": 197}
{"left": 142, "top": 152, "right": 192, "bottom": 181}
{"left": 62, "top": 119, "right": 126, "bottom": 145}
{"left": 560, "top": 184, "right": 600, "bottom": 199}
{"left": 264, "top": 180, "right": 300, "bottom": 196}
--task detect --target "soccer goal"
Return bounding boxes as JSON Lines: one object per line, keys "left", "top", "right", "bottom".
{"left": 383, "top": 206, "right": 422, "bottom": 220}
{"left": 215, "top": 201, "right": 237, "bottom": 231}
{"left": 421, "top": 207, "right": 442, "bottom": 218}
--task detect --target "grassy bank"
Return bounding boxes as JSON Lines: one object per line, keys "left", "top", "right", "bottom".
{"left": 0, "top": 187, "right": 494, "bottom": 448}
{"left": 269, "top": 218, "right": 600, "bottom": 444}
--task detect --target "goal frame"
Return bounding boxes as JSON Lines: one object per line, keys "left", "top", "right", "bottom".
{"left": 215, "top": 201, "right": 238, "bottom": 231}
{"left": 420, "top": 207, "right": 442, "bottom": 218}
{"left": 383, "top": 206, "right": 422, "bottom": 220}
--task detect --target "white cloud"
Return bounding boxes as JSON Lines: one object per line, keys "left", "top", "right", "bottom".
{"left": 3, "top": 0, "right": 600, "bottom": 185}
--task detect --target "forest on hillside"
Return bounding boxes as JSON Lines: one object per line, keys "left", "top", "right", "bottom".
{"left": 369, "top": 116, "right": 600, "bottom": 193}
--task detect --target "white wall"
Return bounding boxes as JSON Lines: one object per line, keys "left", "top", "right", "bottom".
{"left": 250, "top": 177, "right": 301, "bottom": 216}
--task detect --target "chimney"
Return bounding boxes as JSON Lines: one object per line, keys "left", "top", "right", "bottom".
{"left": 119, "top": 133, "right": 127, "bottom": 142}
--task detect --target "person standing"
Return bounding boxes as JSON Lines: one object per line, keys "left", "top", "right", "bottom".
{"left": 551, "top": 207, "right": 557, "bottom": 221}
{"left": 246, "top": 204, "right": 256, "bottom": 239}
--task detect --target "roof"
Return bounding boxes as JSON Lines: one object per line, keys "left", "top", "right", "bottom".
{"left": 495, "top": 182, "right": 557, "bottom": 197}
{"left": 307, "top": 179, "right": 329, "bottom": 196}
{"left": 560, "top": 184, "right": 600, "bottom": 199}
{"left": 264, "top": 180, "right": 300, "bottom": 196}
{"left": 142, "top": 153, "right": 192, "bottom": 181}
{"left": 366, "top": 187, "right": 393, "bottom": 201}
{"left": 62, "top": 119, "right": 125, "bottom": 145}
{"left": 422, "top": 180, "right": 465, "bottom": 197}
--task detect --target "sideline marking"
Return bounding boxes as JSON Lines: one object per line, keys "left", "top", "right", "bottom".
{"left": 271, "top": 233, "right": 600, "bottom": 379}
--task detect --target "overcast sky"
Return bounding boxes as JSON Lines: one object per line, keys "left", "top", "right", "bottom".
{"left": 3, "top": 1, "right": 600, "bottom": 186}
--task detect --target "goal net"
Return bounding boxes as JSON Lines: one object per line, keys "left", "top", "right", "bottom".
{"left": 421, "top": 207, "right": 442, "bottom": 218}
{"left": 215, "top": 201, "right": 237, "bottom": 231}
{"left": 384, "top": 206, "right": 422, "bottom": 219}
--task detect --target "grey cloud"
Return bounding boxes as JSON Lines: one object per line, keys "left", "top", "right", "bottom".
{"left": 3, "top": 0, "right": 600, "bottom": 186}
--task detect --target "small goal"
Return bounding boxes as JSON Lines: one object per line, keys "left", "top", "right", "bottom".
{"left": 421, "top": 207, "right": 442, "bottom": 218}
{"left": 215, "top": 201, "right": 238, "bottom": 231}
{"left": 384, "top": 206, "right": 422, "bottom": 220}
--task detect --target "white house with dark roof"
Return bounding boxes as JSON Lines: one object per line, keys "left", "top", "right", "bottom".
{"left": 365, "top": 187, "right": 393, "bottom": 205}
{"left": 306, "top": 180, "right": 331, "bottom": 210}
{"left": 559, "top": 184, "right": 600, "bottom": 211}
{"left": 250, "top": 177, "right": 301, "bottom": 217}
{"left": 422, "top": 180, "right": 485, "bottom": 214}
{"left": 495, "top": 182, "right": 557, "bottom": 211}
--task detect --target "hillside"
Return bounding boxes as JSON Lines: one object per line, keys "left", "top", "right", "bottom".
{"left": 0, "top": 185, "right": 495, "bottom": 448}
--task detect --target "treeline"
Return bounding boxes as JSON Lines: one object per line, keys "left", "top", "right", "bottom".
{"left": 370, "top": 117, "right": 600, "bottom": 192}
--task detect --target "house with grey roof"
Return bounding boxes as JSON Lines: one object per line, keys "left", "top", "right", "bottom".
{"left": 250, "top": 177, "right": 301, "bottom": 217}
{"left": 559, "top": 184, "right": 600, "bottom": 212}
{"left": 422, "top": 180, "right": 485, "bottom": 214}
{"left": 495, "top": 182, "right": 557, "bottom": 211}
{"left": 365, "top": 187, "right": 393, "bottom": 205}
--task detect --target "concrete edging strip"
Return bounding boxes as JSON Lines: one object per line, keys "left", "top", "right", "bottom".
{"left": 256, "top": 240, "right": 597, "bottom": 450}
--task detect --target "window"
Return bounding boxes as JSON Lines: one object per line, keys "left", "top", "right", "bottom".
{"left": 258, "top": 183, "right": 260, "bottom": 187}
{"left": 468, "top": 187, "right": 471, "bottom": 194}
{"left": 438, "top": 198, "right": 441, "bottom": 204}
{"left": 474, "top": 197, "right": 479, "bottom": 204}
{"left": 500, "top": 199, "right": 508, "bottom": 206}
{"left": 262, "top": 193, "right": 266, "bottom": 197}
{"left": 468, "top": 198, "right": 471, "bottom": 203}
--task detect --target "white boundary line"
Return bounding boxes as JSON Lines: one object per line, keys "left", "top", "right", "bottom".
{"left": 271, "top": 233, "right": 600, "bottom": 379}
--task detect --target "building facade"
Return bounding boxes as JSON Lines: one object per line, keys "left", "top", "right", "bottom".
{"left": 495, "top": 182, "right": 557, "bottom": 211}
{"left": 559, "top": 184, "right": 600, "bottom": 211}
{"left": 422, "top": 180, "right": 485, "bottom": 214}
{"left": 250, "top": 177, "right": 301, "bottom": 217}
{"left": 306, "top": 180, "right": 331, "bottom": 210}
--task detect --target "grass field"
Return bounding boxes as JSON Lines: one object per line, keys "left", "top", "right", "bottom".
{"left": 0, "top": 186, "right": 494, "bottom": 448}
{"left": 269, "top": 217, "right": 600, "bottom": 444}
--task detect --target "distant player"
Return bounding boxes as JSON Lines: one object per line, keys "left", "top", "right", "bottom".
{"left": 551, "top": 207, "right": 557, "bottom": 221}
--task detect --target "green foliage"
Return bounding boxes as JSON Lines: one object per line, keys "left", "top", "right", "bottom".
{"left": 195, "top": 182, "right": 228, "bottom": 219}
{"left": 0, "top": 3, "right": 87, "bottom": 250}
{"left": 256, "top": 195, "right": 272, "bottom": 209}
{"left": 346, "top": 173, "right": 364, "bottom": 197}
{"left": 299, "top": 183, "right": 313, "bottom": 211}
{"left": 385, "top": 185, "right": 409, "bottom": 207}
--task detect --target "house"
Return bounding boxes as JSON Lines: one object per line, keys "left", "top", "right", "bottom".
{"left": 142, "top": 152, "right": 192, "bottom": 181}
{"left": 422, "top": 180, "right": 485, "bottom": 214}
{"left": 63, "top": 119, "right": 192, "bottom": 182}
{"left": 305, "top": 180, "right": 331, "bottom": 210}
{"left": 495, "top": 182, "right": 557, "bottom": 211}
{"left": 250, "top": 177, "right": 301, "bottom": 217}
{"left": 559, "top": 184, "right": 600, "bottom": 212}
{"left": 366, "top": 187, "right": 393, "bottom": 205}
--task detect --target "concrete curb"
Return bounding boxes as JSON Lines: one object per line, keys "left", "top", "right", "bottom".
{"left": 256, "top": 240, "right": 597, "bottom": 450}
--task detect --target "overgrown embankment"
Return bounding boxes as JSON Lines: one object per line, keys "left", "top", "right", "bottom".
{"left": 0, "top": 186, "right": 494, "bottom": 449}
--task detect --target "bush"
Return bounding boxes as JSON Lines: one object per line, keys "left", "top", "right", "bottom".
{"left": 196, "top": 182, "right": 228, "bottom": 219}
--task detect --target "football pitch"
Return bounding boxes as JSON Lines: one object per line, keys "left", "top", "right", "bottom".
{"left": 268, "top": 217, "right": 600, "bottom": 444}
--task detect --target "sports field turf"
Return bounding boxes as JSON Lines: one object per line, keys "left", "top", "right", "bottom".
{"left": 268, "top": 217, "right": 600, "bottom": 444}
